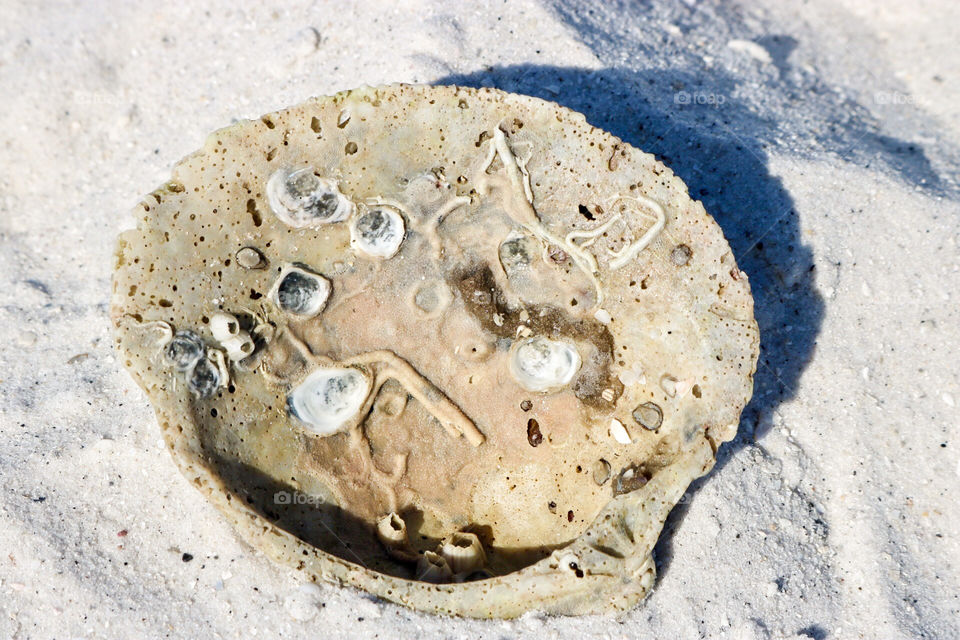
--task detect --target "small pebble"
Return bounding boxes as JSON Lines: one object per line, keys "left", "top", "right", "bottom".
{"left": 284, "top": 583, "right": 324, "bottom": 622}
{"left": 16, "top": 330, "right": 37, "bottom": 348}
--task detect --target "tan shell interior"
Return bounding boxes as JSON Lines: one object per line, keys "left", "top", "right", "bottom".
{"left": 112, "top": 84, "right": 759, "bottom": 616}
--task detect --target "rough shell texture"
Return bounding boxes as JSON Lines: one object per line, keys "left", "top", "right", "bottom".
{"left": 111, "top": 84, "right": 759, "bottom": 618}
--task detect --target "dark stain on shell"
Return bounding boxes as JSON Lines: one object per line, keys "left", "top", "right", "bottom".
{"left": 452, "top": 264, "right": 622, "bottom": 408}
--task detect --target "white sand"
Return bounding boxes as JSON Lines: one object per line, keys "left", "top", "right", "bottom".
{"left": 1, "top": 1, "right": 958, "bottom": 638}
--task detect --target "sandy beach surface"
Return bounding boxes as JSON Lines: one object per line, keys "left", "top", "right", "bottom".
{"left": 1, "top": 1, "right": 958, "bottom": 638}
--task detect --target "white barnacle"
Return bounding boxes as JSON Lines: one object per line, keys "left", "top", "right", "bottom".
{"left": 268, "top": 265, "right": 332, "bottom": 318}
{"left": 376, "top": 512, "right": 409, "bottom": 548}
{"left": 350, "top": 206, "right": 405, "bottom": 258}
{"left": 221, "top": 334, "right": 255, "bottom": 361}
{"left": 437, "top": 532, "right": 486, "bottom": 575}
{"left": 163, "top": 330, "right": 204, "bottom": 371}
{"left": 209, "top": 312, "right": 255, "bottom": 361}
{"left": 210, "top": 312, "right": 240, "bottom": 341}
{"left": 375, "top": 512, "right": 418, "bottom": 563}
{"left": 266, "top": 167, "right": 354, "bottom": 228}
{"left": 509, "top": 336, "right": 581, "bottom": 393}
{"left": 417, "top": 551, "right": 453, "bottom": 583}
{"left": 287, "top": 367, "right": 371, "bottom": 436}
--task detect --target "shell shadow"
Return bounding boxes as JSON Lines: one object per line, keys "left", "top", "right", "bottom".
{"left": 206, "top": 453, "right": 566, "bottom": 580}
{"left": 434, "top": 64, "right": 826, "bottom": 578}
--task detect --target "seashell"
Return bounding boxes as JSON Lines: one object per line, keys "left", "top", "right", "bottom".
{"left": 633, "top": 401, "right": 663, "bottom": 431}
{"left": 235, "top": 246, "right": 265, "bottom": 269}
{"left": 609, "top": 418, "right": 632, "bottom": 444}
{"left": 112, "top": 85, "right": 760, "bottom": 619}
{"left": 498, "top": 231, "right": 536, "bottom": 273}
{"left": 186, "top": 353, "right": 221, "bottom": 399}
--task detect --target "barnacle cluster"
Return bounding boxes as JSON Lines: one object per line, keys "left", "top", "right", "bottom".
{"left": 162, "top": 330, "right": 224, "bottom": 398}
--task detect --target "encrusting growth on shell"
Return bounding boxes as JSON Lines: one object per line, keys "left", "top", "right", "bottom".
{"left": 437, "top": 532, "right": 487, "bottom": 575}
{"left": 163, "top": 330, "right": 204, "bottom": 371}
{"left": 350, "top": 206, "right": 406, "bottom": 258}
{"left": 509, "top": 336, "right": 581, "bottom": 393}
{"left": 478, "top": 126, "right": 607, "bottom": 308}
{"left": 278, "top": 328, "right": 484, "bottom": 446}
{"left": 287, "top": 366, "right": 372, "bottom": 436}
{"left": 417, "top": 551, "right": 453, "bottom": 583}
{"left": 209, "top": 312, "right": 255, "bottom": 362}
{"left": 268, "top": 264, "right": 332, "bottom": 318}
{"left": 565, "top": 195, "right": 666, "bottom": 270}
{"left": 266, "top": 167, "right": 354, "bottom": 228}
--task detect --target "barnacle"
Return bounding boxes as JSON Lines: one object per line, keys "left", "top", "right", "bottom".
{"left": 186, "top": 351, "right": 221, "bottom": 399}
{"left": 287, "top": 367, "right": 372, "bottom": 436}
{"left": 268, "top": 265, "right": 332, "bottom": 318}
{"left": 112, "top": 85, "right": 759, "bottom": 618}
{"left": 266, "top": 167, "right": 354, "bottom": 228}
{"left": 509, "top": 336, "right": 581, "bottom": 393}
{"left": 376, "top": 512, "right": 418, "bottom": 563}
{"left": 417, "top": 551, "right": 453, "bottom": 584}
{"left": 437, "top": 531, "right": 487, "bottom": 575}
{"left": 209, "top": 312, "right": 254, "bottom": 362}
{"left": 350, "top": 206, "right": 406, "bottom": 258}
{"left": 163, "top": 330, "right": 204, "bottom": 371}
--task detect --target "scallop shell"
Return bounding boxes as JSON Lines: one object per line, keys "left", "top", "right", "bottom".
{"left": 111, "top": 84, "right": 759, "bottom": 618}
